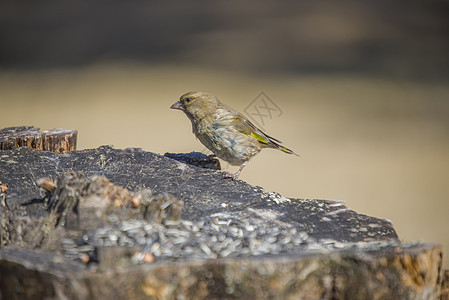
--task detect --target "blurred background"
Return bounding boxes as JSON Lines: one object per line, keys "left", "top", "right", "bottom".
{"left": 1, "top": 1, "right": 448, "bottom": 266}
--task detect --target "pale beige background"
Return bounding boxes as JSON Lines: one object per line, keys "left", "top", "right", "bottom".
{"left": 1, "top": 63, "right": 448, "bottom": 266}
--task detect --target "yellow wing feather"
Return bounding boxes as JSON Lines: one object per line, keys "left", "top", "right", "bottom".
{"left": 232, "top": 113, "right": 298, "bottom": 156}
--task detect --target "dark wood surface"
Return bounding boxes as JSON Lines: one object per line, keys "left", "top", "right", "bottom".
{"left": 0, "top": 126, "right": 445, "bottom": 299}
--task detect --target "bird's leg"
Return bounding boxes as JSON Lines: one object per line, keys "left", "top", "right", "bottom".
{"left": 223, "top": 164, "right": 246, "bottom": 180}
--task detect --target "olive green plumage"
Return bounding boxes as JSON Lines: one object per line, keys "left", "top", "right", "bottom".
{"left": 171, "top": 91, "right": 297, "bottom": 179}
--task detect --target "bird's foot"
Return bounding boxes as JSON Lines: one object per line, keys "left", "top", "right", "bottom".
{"left": 222, "top": 165, "right": 245, "bottom": 180}
{"left": 223, "top": 172, "right": 239, "bottom": 180}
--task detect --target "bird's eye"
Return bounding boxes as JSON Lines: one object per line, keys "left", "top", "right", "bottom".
{"left": 185, "top": 97, "right": 192, "bottom": 103}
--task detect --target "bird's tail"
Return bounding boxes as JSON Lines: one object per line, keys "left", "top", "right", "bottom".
{"left": 277, "top": 143, "right": 299, "bottom": 156}
{"left": 267, "top": 136, "right": 299, "bottom": 156}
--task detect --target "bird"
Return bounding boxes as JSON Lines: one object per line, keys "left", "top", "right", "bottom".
{"left": 170, "top": 91, "right": 298, "bottom": 179}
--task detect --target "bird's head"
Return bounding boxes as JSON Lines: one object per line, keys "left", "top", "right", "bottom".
{"left": 171, "top": 91, "right": 220, "bottom": 121}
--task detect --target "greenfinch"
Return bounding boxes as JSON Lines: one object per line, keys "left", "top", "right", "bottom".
{"left": 170, "top": 91, "right": 298, "bottom": 179}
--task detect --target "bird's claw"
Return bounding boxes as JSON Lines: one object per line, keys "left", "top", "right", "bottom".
{"left": 223, "top": 172, "right": 239, "bottom": 180}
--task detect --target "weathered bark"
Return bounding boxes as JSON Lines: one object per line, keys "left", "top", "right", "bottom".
{"left": 0, "top": 244, "right": 444, "bottom": 299}
{"left": 0, "top": 126, "right": 77, "bottom": 152}
{"left": 442, "top": 271, "right": 449, "bottom": 300}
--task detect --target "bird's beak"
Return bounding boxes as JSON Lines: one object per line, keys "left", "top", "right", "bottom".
{"left": 170, "top": 100, "right": 184, "bottom": 111}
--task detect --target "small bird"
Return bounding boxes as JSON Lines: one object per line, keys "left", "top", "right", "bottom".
{"left": 170, "top": 92, "right": 298, "bottom": 179}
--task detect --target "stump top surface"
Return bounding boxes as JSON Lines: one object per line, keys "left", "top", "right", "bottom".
{"left": 0, "top": 146, "right": 397, "bottom": 243}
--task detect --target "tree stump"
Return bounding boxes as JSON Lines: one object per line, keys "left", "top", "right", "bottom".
{"left": 0, "top": 126, "right": 77, "bottom": 153}
{"left": 0, "top": 126, "right": 446, "bottom": 299}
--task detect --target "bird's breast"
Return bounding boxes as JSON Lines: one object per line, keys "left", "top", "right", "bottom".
{"left": 193, "top": 119, "right": 261, "bottom": 166}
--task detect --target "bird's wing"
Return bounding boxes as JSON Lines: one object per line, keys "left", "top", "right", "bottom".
{"left": 231, "top": 114, "right": 280, "bottom": 146}
{"left": 229, "top": 113, "right": 298, "bottom": 155}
